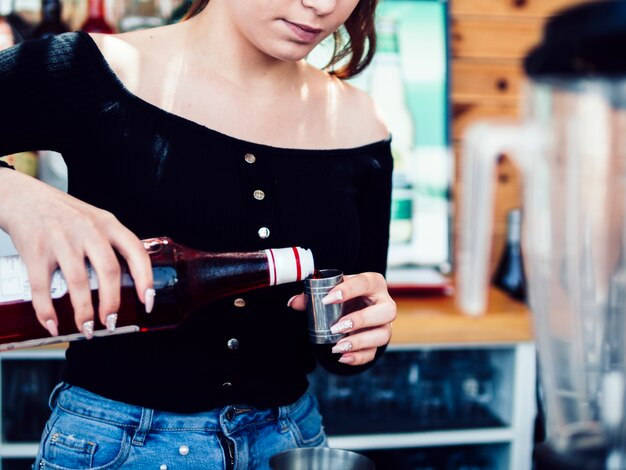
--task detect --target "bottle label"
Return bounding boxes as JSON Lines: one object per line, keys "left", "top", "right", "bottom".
{"left": 265, "top": 247, "right": 314, "bottom": 285}
{"left": 0, "top": 256, "right": 98, "bottom": 303}
{"left": 0, "top": 325, "right": 141, "bottom": 351}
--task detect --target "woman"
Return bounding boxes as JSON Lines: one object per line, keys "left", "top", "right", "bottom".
{"left": 0, "top": 0, "right": 396, "bottom": 468}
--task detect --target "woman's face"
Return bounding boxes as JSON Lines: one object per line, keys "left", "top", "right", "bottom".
{"left": 221, "top": 0, "right": 361, "bottom": 62}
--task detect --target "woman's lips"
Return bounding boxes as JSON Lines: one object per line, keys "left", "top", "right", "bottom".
{"left": 283, "top": 20, "right": 323, "bottom": 44}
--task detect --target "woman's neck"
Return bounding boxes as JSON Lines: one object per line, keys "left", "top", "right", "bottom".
{"left": 180, "top": 3, "right": 306, "bottom": 93}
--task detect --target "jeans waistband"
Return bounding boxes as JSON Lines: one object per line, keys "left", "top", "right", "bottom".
{"left": 51, "top": 383, "right": 315, "bottom": 434}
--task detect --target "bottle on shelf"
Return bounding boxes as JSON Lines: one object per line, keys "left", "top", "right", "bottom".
{"left": 117, "top": 0, "right": 164, "bottom": 32}
{"left": 492, "top": 208, "right": 526, "bottom": 301}
{"left": 0, "top": 237, "right": 315, "bottom": 350}
{"left": 0, "top": 0, "right": 20, "bottom": 49}
{"left": 80, "top": 0, "right": 114, "bottom": 33}
{"left": 31, "top": 0, "right": 68, "bottom": 39}
{"left": 368, "top": 16, "right": 415, "bottom": 245}
{"left": 0, "top": 0, "right": 32, "bottom": 46}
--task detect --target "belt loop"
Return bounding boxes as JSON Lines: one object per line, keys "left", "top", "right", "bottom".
{"left": 48, "top": 382, "right": 70, "bottom": 410}
{"left": 132, "top": 407, "right": 154, "bottom": 446}
{"left": 277, "top": 404, "right": 290, "bottom": 432}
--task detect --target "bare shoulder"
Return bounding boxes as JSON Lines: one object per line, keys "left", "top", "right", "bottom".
{"left": 308, "top": 66, "right": 390, "bottom": 147}
{"left": 87, "top": 26, "right": 178, "bottom": 92}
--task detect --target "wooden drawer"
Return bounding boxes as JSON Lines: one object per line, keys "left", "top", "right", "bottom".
{"left": 451, "top": 16, "right": 543, "bottom": 60}
{"left": 451, "top": 0, "right": 599, "bottom": 18}
{"left": 453, "top": 59, "right": 526, "bottom": 103}
{"left": 452, "top": 101, "right": 520, "bottom": 141}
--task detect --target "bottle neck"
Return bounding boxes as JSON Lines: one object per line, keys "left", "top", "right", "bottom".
{"left": 40, "top": 0, "right": 61, "bottom": 22}
{"left": 507, "top": 209, "right": 522, "bottom": 245}
{"left": 87, "top": 0, "right": 106, "bottom": 20}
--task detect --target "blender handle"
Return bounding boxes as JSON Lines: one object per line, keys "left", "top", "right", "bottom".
{"left": 456, "top": 121, "right": 541, "bottom": 316}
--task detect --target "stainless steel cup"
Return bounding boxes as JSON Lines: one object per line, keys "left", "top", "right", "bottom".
{"left": 270, "top": 447, "right": 375, "bottom": 470}
{"left": 304, "top": 269, "right": 345, "bottom": 344}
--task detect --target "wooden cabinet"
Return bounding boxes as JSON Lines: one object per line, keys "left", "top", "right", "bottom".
{"left": 311, "top": 289, "right": 536, "bottom": 470}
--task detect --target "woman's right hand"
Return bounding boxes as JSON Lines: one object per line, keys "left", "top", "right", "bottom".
{"left": 0, "top": 169, "right": 154, "bottom": 338}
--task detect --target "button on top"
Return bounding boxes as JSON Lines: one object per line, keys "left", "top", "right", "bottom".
{"left": 179, "top": 445, "right": 189, "bottom": 456}
{"left": 244, "top": 153, "right": 256, "bottom": 164}
{"left": 227, "top": 338, "right": 239, "bottom": 350}
{"left": 253, "top": 190, "right": 265, "bottom": 200}
{"left": 258, "top": 227, "right": 270, "bottom": 239}
{"left": 233, "top": 298, "right": 246, "bottom": 308}
{"left": 222, "top": 382, "right": 233, "bottom": 390}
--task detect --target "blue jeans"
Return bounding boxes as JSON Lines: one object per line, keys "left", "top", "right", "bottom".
{"left": 34, "top": 383, "right": 327, "bottom": 469}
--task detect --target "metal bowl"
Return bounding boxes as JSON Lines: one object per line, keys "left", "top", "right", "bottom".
{"left": 269, "top": 447, "right": 375, "bottom": 470}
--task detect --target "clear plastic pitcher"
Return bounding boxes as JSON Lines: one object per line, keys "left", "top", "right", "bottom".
{"left": 457, "top": 2, "right": 626, "bottom": 468}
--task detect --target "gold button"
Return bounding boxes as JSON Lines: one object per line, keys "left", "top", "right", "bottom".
{"left": 258, "top": 227, "right": 270, "bottom": 239}
{"left": 253, "top": 190, "right": 265, "bottom": 200}
{"left": 244, "top": 153, "right": 256, "bottom": 164}
{"left": 234, "top": 298, "right": 246, "bottom": 308}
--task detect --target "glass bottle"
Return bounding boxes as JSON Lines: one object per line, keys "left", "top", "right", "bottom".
{"left": 492, "top": 208, "right": 526, "bottom": 300}
{"left": 117, "top": 0, "right": 164, "bottom": 32}
{"left": 0, "top": 237, "right": 315, "bottom": 350}
{"left": 368, "top": 16, "right": 415, "bottom": 245}
{"left": 0, "top": 0, "right": 18, "bottom": 49}
{"left": 81, "top": 0, "right": 114, "bottom": 33}
{"left": 0, "top": 0, "right": 32, "bottom": 46}
{"left": 31, "top": 0, "right": 68, "bottom": 39}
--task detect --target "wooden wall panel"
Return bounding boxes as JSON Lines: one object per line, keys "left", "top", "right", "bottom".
{"left": 452, "top": 60, "right": 525, "bottom": 104}
{"left": 450, "top": 0, "right": 589, "bottom": 274}
{"left": 451, "top": 0, "right": 598, "bottom": 17}
{"left": 452, "top": 102, "right": 520, "bottom": 142}
{"left": 451, "top": 17, "right": 543, "bottom": 60}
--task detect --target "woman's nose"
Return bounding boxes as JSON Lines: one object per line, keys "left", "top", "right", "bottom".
{"left": 302, "top": 0, "right": 337, "bottom": 16}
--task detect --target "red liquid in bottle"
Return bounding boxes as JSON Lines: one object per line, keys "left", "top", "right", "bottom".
{"left": 81, "top": 0, "right": 114, "bottom": 33}
{"left": 0, "top": 237, "right": 314, "bottom": 350}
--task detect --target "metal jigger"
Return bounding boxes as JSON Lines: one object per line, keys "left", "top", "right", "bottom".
{"left": 304, "top": 269, "right": 345, "bottom": 344}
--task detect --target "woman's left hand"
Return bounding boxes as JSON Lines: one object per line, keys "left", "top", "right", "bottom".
{"left": 288, "top": 272, "right": 396, "bottom": 366}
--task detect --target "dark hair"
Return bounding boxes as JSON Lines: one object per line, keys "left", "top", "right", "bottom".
{"left": 183, "top": 0, "right": 378, "bottom": 79}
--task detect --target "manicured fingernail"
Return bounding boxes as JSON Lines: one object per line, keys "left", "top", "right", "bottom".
{"left": 145, "top": 288, "right": 156, "bottom": 314}
{"left": 330, "top": 318, "right": 353, "bottom": 334}
{"left": 82, "top": 320, "right": 94, "bottom": 339}
{"left": 106, "top": 313, "right": 118, "bottom": 332}
{"left": 321, "top": 290, "right": 343, "bottom": 305}
{"left": 287, "top": 295, "right": 297, "bottom": 308}
{"left": 45, "top": 319, "right": 58, "bottom": 337}
{"left": 332, "top": 341, "right": 353, "bottom": 354}
{"left": 338, "top": 355, "right": 355, "bottom": 364}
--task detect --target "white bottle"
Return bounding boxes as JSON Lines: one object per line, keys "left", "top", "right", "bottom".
{"left": 368, "top": 17, "right": 415, "bottom": 244}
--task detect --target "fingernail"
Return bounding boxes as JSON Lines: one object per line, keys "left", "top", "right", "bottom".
{"left": 338, "top": 355, "right": 355, "bottom": 364}
{"left": 286, "top": 295, "right": 297, "bottom": 308}
{"left": 82, "top": 320, "right": 94, "bottom": 340}
{"left": 330, "top": 318, "right": 353, "bottom": 334}
{"left": 332, "top": 341, "right": 353, "bottom": 354}
{"left": 145, "top": 288, "right": 156, "bottom": 314}
{"left": 106, "top": 313, "right": 118, "bottom": 332}
{"left": 45, "top": 319, "right": 59, "bottom": 337}
{"left": 321, "top": 290, "right": 343, "bottom": 305}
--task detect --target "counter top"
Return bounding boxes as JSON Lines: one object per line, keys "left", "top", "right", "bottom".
{"left": 390, "top": 287, "right": 533, "bottom": 346}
